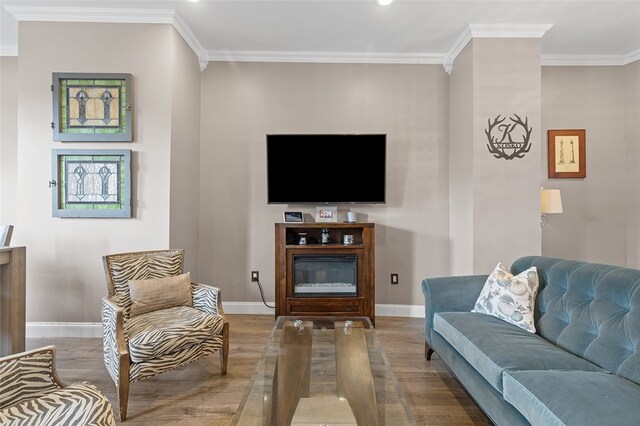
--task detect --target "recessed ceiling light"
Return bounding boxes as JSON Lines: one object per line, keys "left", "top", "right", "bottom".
{"left": 377, "top": 0, "right": 394, "bottom": 5}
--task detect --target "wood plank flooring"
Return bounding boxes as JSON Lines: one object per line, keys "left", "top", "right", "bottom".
{"left": 26, "top": 315, "right": 491, "bottom": 425}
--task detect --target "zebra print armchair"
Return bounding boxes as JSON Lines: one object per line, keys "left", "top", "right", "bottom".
{"left": 0, "top": 345, "right": 116, "bottom": 425}
{"left": 101, "top": 249, "right": 229, "bottom": 421}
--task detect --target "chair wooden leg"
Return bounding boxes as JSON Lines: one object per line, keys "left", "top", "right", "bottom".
{"left": 118, "top": 354, "right": 130, "bottom": 421}
{"left": 118, "top": 379, "right": 129, "bottom": 421}
{"left": 425, "top": 342, "right": 434, "bottom": 361}
{"left": 220, "top": 321, "right": 229, "bottom": 375}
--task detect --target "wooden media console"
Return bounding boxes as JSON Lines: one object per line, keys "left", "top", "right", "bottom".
{"left": 274, "top": 222, "right": 375, "bottom": 325}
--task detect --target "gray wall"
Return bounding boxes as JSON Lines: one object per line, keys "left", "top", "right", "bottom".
{"left": 541, "top": 66, "right": 627, "bottom": 265}
{"left": 199, "top": 62, "right": 450, "bottom": 305}
{"left": 471, "top": 38, "right": 542, "bottom": 271}
{"left": 0, "top": 56, "right": 18, "bottom": 227}
{"left": 449, "top": 42, "right": 474, "bottom": 275}
{"left": 14, "top": 22, "right": 197, "bottom": 322}
{"left": 625, "top": 61, "right": 640, "bottom": 267}
{"left": 2, "top": 19, "right": 639, "bottom": 322}
{"left": 169, "top": 29, "right": 202, "bottom": 276}
{"left": 450, "top": 39, "right": 543, "bottom": 274}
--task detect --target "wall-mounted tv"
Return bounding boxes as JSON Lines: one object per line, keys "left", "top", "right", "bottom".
{"left": 267, "top": 134, "right": 386, "bottom": 204}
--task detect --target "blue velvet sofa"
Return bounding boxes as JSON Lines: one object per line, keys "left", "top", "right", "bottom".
{"left": 421, "top": 256, "right": 640, "bottom": 426}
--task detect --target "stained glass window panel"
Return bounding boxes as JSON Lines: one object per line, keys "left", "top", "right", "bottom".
{"left": 53, "top": 73, "right": 132, "bottom": 142}
{"left": 52, "top": 150, "right": 131, "bottom": 218}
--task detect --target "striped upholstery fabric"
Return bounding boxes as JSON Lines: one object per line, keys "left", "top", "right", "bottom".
{"left": 102, "top": 285, "right": 225, "bottom": 382}
{"left": 102, "top": 249, "right": 227, "bottom": 419}
{"left": 126, "top": 306, "right": 224, "bottom": 363}
{"left": 130, "top": 337, "right": 224, "bottom": 383}
{"left": 101, "top": 300, "right": 121, "bottom": 385}
{"left": 0, "top": 382, "right": 116, "bottom": 426}
{"left": 146, "top": 251, "right": 183, "bottom": 278}
{"left": 1, "top": 348, "right": 115, "bottom": 426}
{"left": 0, "top": 351, "right": 59, "bottom": 409}
{"left": 106, "top": 249, "right": 184, "bottom": 317}
{"left": 107, "top": 255, "right": 149, "bottom": 316}
{"left": 192, "top": 283, "right": 220, "bottom": 315}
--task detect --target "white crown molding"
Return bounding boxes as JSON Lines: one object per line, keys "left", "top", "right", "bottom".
{"left": 0, "top": 45, "right": 18, "bottom": 56}
{"left": 3, "top": 5, "right": 175, "bottom": 23}
{"left": 443, "top": 26, "right": 472, "bottom": 74}
{"left": 170, "top": 12, "right": 208, "bottom": 70}
{"left": 541, "top": 54, "right": 630, "bottom": 67}
{"left": 623, "top": 49, "right": 640, "bottom": 65}
{"left": 3, "top": 5, "right": 208, "bottom": 69}
{"left": 469, "top": 23, "right": 553, "bottom": 39}
{"left": 207, "top": 50, "right": 443, "bottom": 65}
{"left": 3, "top": 8, "right": 637, "bottom": 69}
{"left": 443, "top": 23, "right": 553, "bottom": 74}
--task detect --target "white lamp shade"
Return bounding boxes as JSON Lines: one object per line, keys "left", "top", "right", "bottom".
{"left": 541, "top": 189, "right": 563, "bottom": 214}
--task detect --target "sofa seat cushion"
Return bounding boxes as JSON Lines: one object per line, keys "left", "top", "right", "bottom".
{"left": 0, "top": 382, "right": 115, "bottom": 426}
{"left": 503, "top": 370, "right": 640, "bottom": 426}
{"left": 126, "top": 305, "right": 224, "bottom": 363}
{"left": 433, "top": 312, "right": 605, "bottom": 393}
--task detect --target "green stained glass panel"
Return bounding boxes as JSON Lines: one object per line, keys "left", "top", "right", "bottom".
{"left": 53, "top": 73, "right": 132, "bottom": 141}
{"left": 53, "top": 149, "right": 131, "bottom": 217}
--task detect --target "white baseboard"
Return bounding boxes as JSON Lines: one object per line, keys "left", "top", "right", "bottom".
{"left": 222, "top": 301, "right": 276, "bottom": 315}
{"left": 27, "top": 322, "right": 103, "bottom": 339}
{"left": 221, "top": 302, "right": 425, "bottom": 318}
{"left": 376, "top": 304, "right": 425, "bottom": 318}
{"left": 25, "top": 303, "right": 424, "bottom": 338}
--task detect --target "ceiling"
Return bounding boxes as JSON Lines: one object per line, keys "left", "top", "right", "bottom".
{"left": 1, "top": 0, "right": 639, "bottom": 68}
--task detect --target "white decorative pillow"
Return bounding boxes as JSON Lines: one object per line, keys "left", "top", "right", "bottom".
{"left": 128, "top": 272, "right": 193, "bottom": 317}
{"left": 471, "top": 263, "right": 539, "bottom": 333}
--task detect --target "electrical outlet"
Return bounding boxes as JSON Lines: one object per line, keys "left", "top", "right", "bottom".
{"left": 251, "top": 271, "right": 259, "bottom": 282}
{"left": 391, "top": 273, "right": 399, "bottom": 285}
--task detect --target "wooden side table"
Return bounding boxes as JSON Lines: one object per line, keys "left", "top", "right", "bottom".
{"left": 0, "top": 246, "right": 26, "bottom": 356}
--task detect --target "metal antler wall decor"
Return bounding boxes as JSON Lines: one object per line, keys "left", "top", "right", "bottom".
{"left": 485, "top": 114, "right": 533, "bottom": 160}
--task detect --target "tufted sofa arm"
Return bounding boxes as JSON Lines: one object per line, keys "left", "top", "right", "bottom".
{"left": 0, "top": 346, "right": 63, "bottom": 409}
{"left": 101, "top": 297, "right": 129, "bottom": 385}
{"left": 421, "top": 275, "right": 488, "bottom": 345}
{"left": 191, "top": 282, "right": 225, "bottom": 318}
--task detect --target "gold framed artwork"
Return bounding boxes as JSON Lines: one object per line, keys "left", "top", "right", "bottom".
{"left": 547, "top": 129, "right": 586, "bottom": 178}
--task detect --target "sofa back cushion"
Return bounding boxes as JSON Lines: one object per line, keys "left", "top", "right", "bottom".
{"left": 511, "top": 256, "right": 640, "bottom": 386}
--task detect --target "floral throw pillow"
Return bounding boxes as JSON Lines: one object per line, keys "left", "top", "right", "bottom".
{"left": 471, "top": 263, "right": 539, "bottom": 333}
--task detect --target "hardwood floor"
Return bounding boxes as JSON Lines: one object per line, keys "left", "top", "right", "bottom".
{"left": 26, "top": 315, "right": 491, "bottom": 425}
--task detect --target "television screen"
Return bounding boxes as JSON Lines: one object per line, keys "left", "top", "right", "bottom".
{"left": 266, "top": 134, "right": 386, "bottom": 204}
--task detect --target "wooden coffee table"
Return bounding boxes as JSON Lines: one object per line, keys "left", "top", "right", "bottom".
{"left": 231, "top": 316, "right": 416, "bottom": 425}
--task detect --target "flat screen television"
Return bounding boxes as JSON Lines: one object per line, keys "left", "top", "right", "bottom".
{"left": 266, "top": 134, "right": 386, "bottom": 204}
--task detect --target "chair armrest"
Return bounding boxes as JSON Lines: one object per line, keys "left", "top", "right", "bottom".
{"left": 421, "top": 275, "right": 488, "bottom": 344}
{"left": 101, "top": 297, "right": 128, "bottom": 384}
{"left": 0, "top": 345, "right": 64, "bottom": 409}
{"left": 191, "top": 283, "right": 227, "bottom": 321}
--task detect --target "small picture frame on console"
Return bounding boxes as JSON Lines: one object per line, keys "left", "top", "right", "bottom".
{"left": 283, "top": 211, "right": 304, "bottom": 223}
{"left": 316, "top": 206, "right": 338, "bottom": 223}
